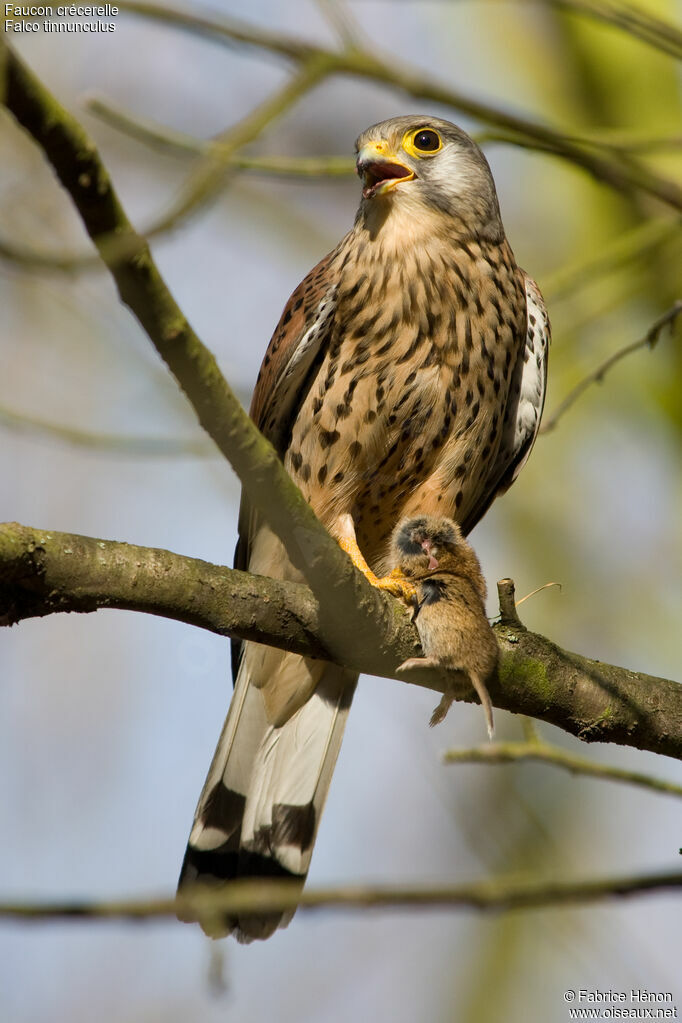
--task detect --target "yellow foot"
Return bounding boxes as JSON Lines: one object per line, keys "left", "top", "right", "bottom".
{"left": 336, "top": 514, "right": 417, "bottom": 602}
{"left": 376, "top": 568, "right": 417, "bottom": 602}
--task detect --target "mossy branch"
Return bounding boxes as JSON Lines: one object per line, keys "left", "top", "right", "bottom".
{"left": 2, "top": 522, "right": 681, "bottom": 763}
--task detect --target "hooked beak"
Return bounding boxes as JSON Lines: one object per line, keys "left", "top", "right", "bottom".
{"left": 356, "top": 142, "right": 414, "bottom": 199}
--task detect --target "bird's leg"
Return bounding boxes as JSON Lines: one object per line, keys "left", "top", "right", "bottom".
{"left": 336, "top": 514, "right": 416, "bottom": 601}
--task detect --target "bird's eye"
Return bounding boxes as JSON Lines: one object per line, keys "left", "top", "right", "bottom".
{"left": 413, "top": 129, "right": 441, "bottom": 152}
{"left": 402, "top": 127, "right": 443, "bottom": 158}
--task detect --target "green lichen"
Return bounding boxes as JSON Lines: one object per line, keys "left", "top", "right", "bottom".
{"left": 499, "top": 653, "right": 554, "bottom": 704}
{"left": 494, "top": 624, "right": 524, "bottom": 644}
{"left": 592, "top": 704, "right": 614, "bottom": 726}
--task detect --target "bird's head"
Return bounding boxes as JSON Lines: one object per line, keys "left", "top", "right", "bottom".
{"left": 391, "top": 515, "right": 463, "bottom": 575}
{"left": 354, "top": 115, "right": 503, "bottom": 241}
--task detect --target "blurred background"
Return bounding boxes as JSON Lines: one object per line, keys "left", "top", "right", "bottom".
{"left": 1, "top": 1, "right": 681, "bottom": 1020}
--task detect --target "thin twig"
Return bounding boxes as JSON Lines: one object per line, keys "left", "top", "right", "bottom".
{"left": 115, "top": 3, "right": 682, "bottom": 214}
{"left": 1, "top": 44, "right": 408, "bottom": 677}
{"left": 433, "top": 0, "right": 682, "bottom": 60}
{"left": 90, "top": 94, "right": 681, "bottom": 170}
{"left": 548, "top": 0, "right": 682, "bottom": 62}
{"left": 1, "top": 869, "right": 680, "bottom": 923}
{"left": 444, "top": 741, "right": 682, "bottom": 798}
{"left": 541, "top": 302, "right": 682, "bottom": 434}
{"left": 115, "top": 2, "right": 318, "bottom": 62}
{"left": 86, "top": 95, "right": 214, "bottom": 156}
{"left": 148, "top": 56, "right": 331, "bottom": 240}
{"left": 515, "top": 582, "right": 562, "bottom": 608}
{"left": 0, "top": 404, "right": 218, "bottom": 457}
{"left": 478, "top": 127, "right": 682, "bottom": 155}
{"left": 541, "top": 218, "right": 680, "bottom": 304}
{"left": 0, "top": 57, "right": 331, "bottom": 274}
{"left": 0, "top": 236, "right": 103, "bottom": 274}
{"left": 4, "top": 6, "right": 682, "bottom": 276}
{"left": 87, "top": 96, "right": 354, "bottom": 178}
{"left": 520, "top": 717, "right": 540, "bottom": 743}
{"left": 315, "top": 0, "right": 366, "bottom": 51}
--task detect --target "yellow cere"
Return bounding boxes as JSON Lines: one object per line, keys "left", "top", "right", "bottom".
{"left": 401, "top": 127, "right": 443, "bottom": 158}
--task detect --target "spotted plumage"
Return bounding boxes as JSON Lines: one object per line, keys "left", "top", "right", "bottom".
{"left": 391, "top": 515, "right": 498, "bottom": 738}
{"left": 178, "top": 115, "right": 550, "bottom": 941}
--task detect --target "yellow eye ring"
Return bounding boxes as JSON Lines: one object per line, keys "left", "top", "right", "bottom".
{"left": 402, "top": 127, "right": 442, "bottom": 157}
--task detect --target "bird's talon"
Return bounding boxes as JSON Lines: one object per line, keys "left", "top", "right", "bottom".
{"left": 337, "top": 522, "right": 416, "bottom": 600}
{"left": 376, "top": 575, "right": 417, "bottom": 602}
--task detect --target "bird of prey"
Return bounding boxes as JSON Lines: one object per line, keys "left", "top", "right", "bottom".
{"left": 391, "top": 514, "right": 499, "bottom": 739}
{"left": 178, "top": 115, "right": 550, "bottom": 941}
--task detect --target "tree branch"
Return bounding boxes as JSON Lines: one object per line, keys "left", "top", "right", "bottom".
{"left": 462, "top": 0, "right": 682, "bottom": 60}
{"left": 87, "top": 95, "right": 682, "bottom": 168}
{"left": 541, "top": 218, "right": 680, "bottom": 305}
{"left": 4, "top": 8, "right": 682, "bottom": 276}
{"left": 542, "top": 302, "right": 682, "bottom": 433}
{"left": 1, "top": 869, "right": 680, "bottom": 924}
{"left": 0, "top": 522, "right": 327, "bottom": 656}
{"left": 0, "top": 42, "right": 399, "bottom": 666}
{"left": 0, "top": 402, "right": 218, "bottom": 457}
{"left": 3, "top": 44, "right": 471, "bottom": 764}
{"left": 2, "top": 44, "right": 681, "bottom": 765}
{"left": 0, "top": 55, "right": 329, "bottom": 273}
{"left": 490, "top": 581, "right": 682, "bottom": 762}
{"left": 2, "top": 523, "right": 681, "bottom": 762}
{"left": 444, "top": 740, "right": 682, "bottom": 798}
{"left": 545, "top": 0, "right": 682, "bottom": 61}
{"left": 86, "top": 96, "right": 354, "bottom": 176}
{"left": 315, "top": 0, "right": 367, "bottom": 53}
{"left": 115, "top": 2, "right": 682, "bottom": 213}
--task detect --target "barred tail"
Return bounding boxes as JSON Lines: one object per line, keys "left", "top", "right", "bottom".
{"left": 178, "top": 653, "right": 356, "bottom": 942}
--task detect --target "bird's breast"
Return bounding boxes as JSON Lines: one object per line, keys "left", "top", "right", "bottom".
{"left": 285, "top": 234, "right": 525, "bottom": 567}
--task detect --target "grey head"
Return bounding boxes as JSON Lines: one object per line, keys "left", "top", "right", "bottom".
{"left": 354, "top": 115, "right": 504, "bottom": 242}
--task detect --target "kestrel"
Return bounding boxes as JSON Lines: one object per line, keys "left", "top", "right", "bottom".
{"left": 391, "top": 515, "right": 499, "bottom": 739}
{"left": 178, "top": 115, "right": 550, "bottom": 941}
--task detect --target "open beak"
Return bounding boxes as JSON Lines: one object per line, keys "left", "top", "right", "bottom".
{"left": 356, "top": 142, "right": 414, "bottom": 199}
